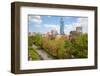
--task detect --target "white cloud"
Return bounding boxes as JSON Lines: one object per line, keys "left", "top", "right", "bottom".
{"left": 29, "top": 15, "right": 42, "bottom": 27}
{"left": 44, "top": 24, "right": 60, "bottom": 33}
{"left": 64, "top": 24, "right": 76, "bottom": 35}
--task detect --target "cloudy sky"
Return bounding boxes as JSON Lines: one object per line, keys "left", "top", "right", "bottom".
{"left": 28, "top": 15, "right": 88, "bottom": 35}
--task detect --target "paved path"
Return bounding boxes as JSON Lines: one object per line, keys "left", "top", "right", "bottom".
{"left": 32, "top": 44, "right": 53, "bottom": 60}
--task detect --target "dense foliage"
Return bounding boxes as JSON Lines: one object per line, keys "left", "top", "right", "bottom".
{"left": 28, "top": 46, "right": 40, "bottom": 60}
{"left": 28, "top": 33, "right": 88, "bottom": 59}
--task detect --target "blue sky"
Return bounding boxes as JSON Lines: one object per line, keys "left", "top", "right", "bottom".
{"left": 28, "top": 15, "right": 88, "bottom": 35}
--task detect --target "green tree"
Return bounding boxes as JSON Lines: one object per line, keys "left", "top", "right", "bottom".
{"left": 33, "top": 34, "right": 43, "bottom": 46}
{"left": 28, "top": 46, "right": 40, "bottom": 60}
{"left": 28, "top": 36, "right": 34, "bottom": 46}
{"left": 64, "top": 40, "right": 75, "bottom": 58}
{"left": 72, "top": 34, "right": 88, "bottom": 58}
{"left": 56, "top": 39, "right": 66, "bottom": 59}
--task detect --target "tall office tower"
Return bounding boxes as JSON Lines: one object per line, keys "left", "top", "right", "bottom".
{"left": 60, "top": 17, "right": 64, "bottom": 35}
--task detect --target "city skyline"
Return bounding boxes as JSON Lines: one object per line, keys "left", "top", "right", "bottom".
{"left": 28, "top": 15, "right": 88, "bottom": 35}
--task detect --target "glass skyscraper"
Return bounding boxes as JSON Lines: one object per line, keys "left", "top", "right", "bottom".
{"left": 60, "top": 17, "right": 64, "bottom": 35}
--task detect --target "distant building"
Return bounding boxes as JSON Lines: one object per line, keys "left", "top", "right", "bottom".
{"left": 51, "top": 29, "right": 58, "bottom": 36}
{"left": 70, "top": 31, "right": 81, "bottom": 36}
{"left": 76, "top": 26, "right": 82, "bottom": 32}
{"left": 28, "top": 32, "right": 36, "bottom": 36}
{"left": 60, "top": 17, "right": 65, "bottom": 35}
{"left": 51, "top": 29, "right": 58, "bottom": 39}
{"left": 42, "top": 32, "right": 51, "bottom": 38}
{"left": 69, "top": 26, "right": 82, "bottom": 40}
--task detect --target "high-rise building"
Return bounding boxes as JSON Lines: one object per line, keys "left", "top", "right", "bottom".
{"left": 76, "top": 26, "right": 82, "bottom": 32}
{"left": 60, "top": 17, "right": 64, "bottom": 35}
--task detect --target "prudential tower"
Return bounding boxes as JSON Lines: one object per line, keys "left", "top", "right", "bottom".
{"left": 60, "top": 17, "right": 64, "bottom": 35}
